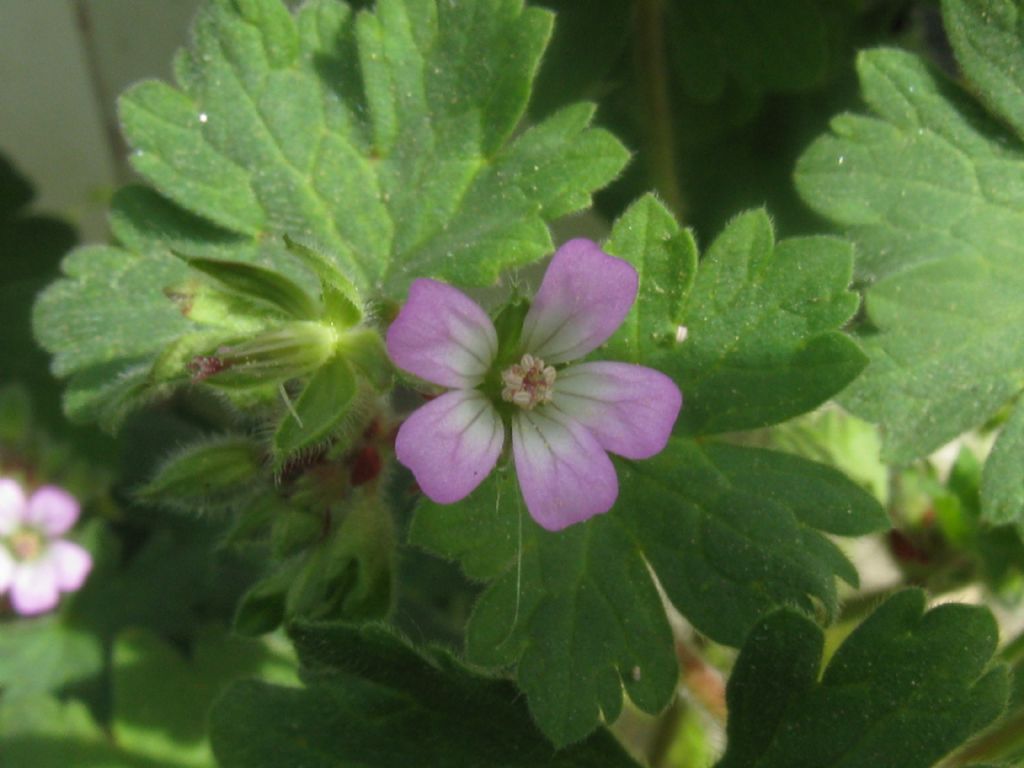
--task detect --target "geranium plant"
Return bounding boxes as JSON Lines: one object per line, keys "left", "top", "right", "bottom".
{"left": 2, "top": 0, "right": 1023, "bottom": 766}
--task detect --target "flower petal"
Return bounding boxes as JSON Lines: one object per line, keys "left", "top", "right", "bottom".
{"left": 0, "top": 478, "right": 27, "bottom": 535}
{"left": 395, "top": 390, "right": 504, "bottom": 504}
{"left": 512, "top": 409, "right": 618, "bottom": 531}
{"left": 553, "top": 362, "right": 682, "bottom": 459}
{"left": 48, "top": 540, "right": 93, "bottom": 592}
{"left": 10, "top": 559, "right": 60, "bottom": 615}
{"left": 386, "top": 278, "right": 498, "bottom": 388}
{"left": 520, "top": 239, "right": 638, "bottom": 364}
{"left": 0, "top": 547, "right": 14, "bottom": 594}
{"left": 26, "top": 485, "right": 80, "bottom": 536}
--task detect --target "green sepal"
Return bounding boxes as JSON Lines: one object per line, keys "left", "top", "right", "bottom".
{"left": 285, "top": 493, "right": 394, "bottom": 623}
{"left": 139, "top": 436, "right": 263, "bottom": 512}
{"left": 184, "top": 256, "right": 321, "bottom": 321}
{"left": 336, "top": 327, "right": 391, "bottom": 391}
{"left": 272, "top": 354, "right": 358, "bottom": 461}
{"left": 233, "top": 557, "right": 304, "bottom": 638}
{"left": 282, "top": 234, "right": 363, "bottom": 328}
{"left": 271, "top": 508, "right": 323, "bottom": 560}
{"left": 149, "top": 329, "right": 236, "bottom": 385}
{"left": 323, "top": 284, "right": 362, "bottom": 330}
{"left": 198, "top": 321, "right": 337, "bottom": 390}
{"left": 220, "top": 495, "right": 282, "bottom": 549}
{"left": 491, "top": 297, "right": 530, "bottom": 364}
{"left": 162, "top": 277, "right": 267, "bottom": 331}
{"left": 479, "top": 298, "right": 530, "bottom": 404}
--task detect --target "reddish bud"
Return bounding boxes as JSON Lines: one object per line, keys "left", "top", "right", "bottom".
{"left": 350, "top": 446, "right": 382, "bottom": 486}
{"left": 188, "top": 355, "right": 228, "bottom": 382}
{"left": 888, "top": 530, "right": 930, "bottom": 564}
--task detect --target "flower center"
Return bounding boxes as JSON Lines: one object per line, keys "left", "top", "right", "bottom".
{"left": 501, "top": 354, "right": 556, "bottom": 410}
{"left": 8, "top": 528, "right": 43, "bottom": 562}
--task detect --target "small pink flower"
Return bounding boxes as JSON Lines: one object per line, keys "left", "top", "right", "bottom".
{"left": 387, "top": 239, "right": 682, "bottom": 531}
{"left": 0, "top": 478, "right": 92, "bottom": 616}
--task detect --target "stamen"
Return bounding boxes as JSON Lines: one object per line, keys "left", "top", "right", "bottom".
{"left": 8, "top": 528, "right": 43, "bottom": 561}
{"left": 501, "top": 354, "right": 556, "bottom": 410}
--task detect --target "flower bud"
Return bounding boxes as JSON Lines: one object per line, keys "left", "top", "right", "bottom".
{"left": 190, "top": 321, "right": 337, "bottom": 389}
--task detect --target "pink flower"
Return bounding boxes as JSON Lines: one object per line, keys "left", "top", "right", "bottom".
{"left": 387, "top": 239, "right": 682, "bottom": 531}
{"left": 0, "top": 478, "right": 92, "bottom": 616}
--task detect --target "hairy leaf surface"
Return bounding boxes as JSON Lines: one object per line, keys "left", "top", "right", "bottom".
{"left": 412, "top": 437, "right": 885, "bottom": 744}
{"left": 795, "top": 37, "right": 1024, "bottom": 531}
{"left": 717, "top": 591, "right": 1008, "bottom": 768}
{"left": 35, "top": 0, "right": 627, "bottom": 425}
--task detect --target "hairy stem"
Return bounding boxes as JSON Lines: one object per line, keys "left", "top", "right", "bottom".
{"left": 72, "top": 0, "right": 131, "bottom": 183}
{"left": 676, "top": 638, "right": 727, "bottom": 723}
{"left": 647, "top": 638, "right": 727, "bottom": 766}
{"left": 634, "top": 0, "right": 687, "bottom": 222}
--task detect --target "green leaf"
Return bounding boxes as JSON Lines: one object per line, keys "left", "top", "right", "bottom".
{"left": 716, "top": 590, "right": 1009, "bottom": 768}
{"left": 602, "top": 194, "right": 698, "bottom": 363}
{"left": 111, "top": 626, "right": 297, "bottom": 768}
{"left": 619, "top": 439, "right": 887, "bottom": 646}
{"left": 117, "top": 0, "right": 625, "bottom": 293}
{"left": 33, "top": 245, "right": 191, "bottom": 424}
{"left": 233, "top": 557, "right": 303, "bottom": 637}
{"left": 411, "top": 440, "right": 884, "bottom": 743}
{"left": 209, "top": 621, "right": 642, "bottom": 767}
{"left": 943, "top": 0, "right": 1024, "bottom": 142}
{"left": 109, "top": 185, "right": 251, "bottom": 260}
{"left": 982, "top": 400, "right": 1024, "bottom": 532}
{"left": 412, "top": 468, "right": 677, "bottom": 747}
{"left": 794, "top": 46, "right": 1024, "bottom": 530}
{"left": 0, "top": 154, "right": 77, "bottom": 429}
{"left": 40, "top": 0, "right": 627, "bottom": 428}
{"left": 272, "top": 355, "right": 358, "bottom": 459}
{"left": 0, "top": 616, "right": 103, "bottom": 699}
{"left": 68, "top": 520, "right": 241, "bottom": 641}
{"left": 677, "top": 211, "right": 865, "bottom": 434}
{"left": 284, "top": 492, "right": 394, "bottom": 623}
{"left": 35, "top": 246, "right": 189, "bottom": 375}
{"left": 607, "top": 205, "right": 864, "bottom": 435}
{"left": 0, "top": 694, "right": 166, "bottom": 768}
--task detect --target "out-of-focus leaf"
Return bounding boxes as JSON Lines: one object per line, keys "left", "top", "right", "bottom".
{"left": 0, "top": 616, "right": 103, "bottom": 699}
{"left": 209, "top": 621, "right": 642, "bottom": 766}
{"left": 111, "top": 626, "right": 296, "bottom": 768}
